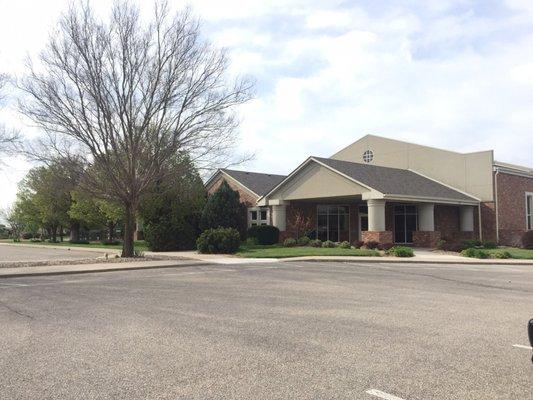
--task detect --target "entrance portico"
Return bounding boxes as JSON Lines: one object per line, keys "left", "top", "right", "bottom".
{"left": 259, "top": 156, "right": 481, "bottom": 247}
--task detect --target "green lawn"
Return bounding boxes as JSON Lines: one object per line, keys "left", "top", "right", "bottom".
{"left": 0, "top": 239, "right": 149, "bottom": 252}
{"left": 483, "top": 247, "right": 533, "bottom": 259}
{"left": 236, "top": 244, "right": 380, "bottom": 258}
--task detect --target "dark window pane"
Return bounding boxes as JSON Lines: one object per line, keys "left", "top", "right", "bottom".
{"left": 405, "top": 205, "right": 417, "bottom": 214}
{"left": 251, "top": 211, "right": 257, "bottom": 220}
{"left": 360, "top": 216, "right": 368, "bottom": 232}
{"left": 318, "top": 205, "right": 328, "bottom": 214}
{"left": 260, "top": 210, "right": 267, "bottom": 220}
{"left": 339, "top": 206, "right": 349, "bottom": 214}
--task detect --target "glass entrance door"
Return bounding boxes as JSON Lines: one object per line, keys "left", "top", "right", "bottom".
{"left": 394, "top": 205, "right": 417, "bottom": 244}
{"left": 317, "top": 205, "right": 349, "bottom": 242}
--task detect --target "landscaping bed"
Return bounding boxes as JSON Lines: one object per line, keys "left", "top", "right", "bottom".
{"left": 236, "top": 244, "right": 380, "bottom": 258}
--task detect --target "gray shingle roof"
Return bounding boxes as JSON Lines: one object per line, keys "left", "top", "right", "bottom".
{"left": 222, "top": 169, "right": 286, "bottom": 197}
{"left": 313, "top": 157, "right": 477, "bottom": 202}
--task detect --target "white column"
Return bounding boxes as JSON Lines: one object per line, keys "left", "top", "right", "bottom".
{"left": 367, "top": 199, "right": 386, "bottom": 231}
{"left": 460, "top": 205, "right": 474, "bottom": 232}
{"left": 271, "top": 205, "right": 287, "bottom": 231}
{"left": 418, "top": 203, "right": 435, "bottom": 231}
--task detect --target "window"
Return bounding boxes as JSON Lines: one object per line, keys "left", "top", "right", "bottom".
{"left": 362, "top": 150, "right": 374, "bottom": 163}
{"left": 249, "top": 208, "right": 268, "bottom": 226}
{"left": 317, "top": 205, "right": 350, "bottom": 242}
{"left": 527, "top": 193, "right": 533, "bottom": 230}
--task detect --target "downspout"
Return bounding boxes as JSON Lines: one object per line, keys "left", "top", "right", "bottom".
{"left": 494, "top": 168, "right": 500, "bottom": 244}
{"left": 478, "top": 202, "right": 483, "bottom": 242}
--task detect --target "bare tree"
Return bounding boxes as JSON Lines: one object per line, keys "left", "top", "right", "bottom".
{"left": 0, "top": 73, "right": 20, "bottom": 159}
{"left": 19, "top": 1, "right": 253, "bottom": 256}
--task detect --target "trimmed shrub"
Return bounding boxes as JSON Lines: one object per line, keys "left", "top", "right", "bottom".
{"left": 364, "top": 240, "right": 379, "bottom": 250}
{"left": 378, "top": 242, "right": 394, "bottom": 251}
{"left": 460, "top": 248, "right": 489, "bottom": 259}
{"left": 521, "top": 230, "right": 533, "bottom": 249}
{"left": 491, "top": 250, "right": 511, "bottom": 259}
{"left": 196, "top": 227, "right": 241, "bottom": 254}
{"left": 388, "top": 246, "right": 414, "bottom": 257}
{"left": 482, "top": 241, "right": 497, "bottom": 249}
{"left": 244, "top": 237, "right": 258, "bottom": 246}
{"left": 436, "top": 239, "right": 446, "bottom": 249}
{"left": 247, "top": 225, "right": 280, "bottom": 245}
{"left": 283, "top": 237, "right": 297, "bottom": 247}
{"left": 297, "top": 236, "right": 311, "bottom": 246}
{"left": 441, "top": 242, "right": 468, "bottom": 252}
{"left": 354, "top": 240, "right": 365, "bottom": 249}
{"left": 309, "top": 239, "right": 322, "bottom": 247}
{"left": 100, "top": 239, "right": 120, "bottom": 246}
{"left": 462, "top": 239, "right": 482, "bottom": 248}
{"left": 339, "top": 241, "right": 351, "bottom": 249}
{"left": 322, "top": 240, "right": 336, "bottom": 248}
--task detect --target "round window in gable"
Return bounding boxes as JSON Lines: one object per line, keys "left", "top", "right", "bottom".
{"left": 362, "top": 150, "right": 374, "bottom": 163}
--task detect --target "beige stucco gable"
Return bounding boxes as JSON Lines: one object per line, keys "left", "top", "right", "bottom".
{"left": 268, "top": 160, "right": 371, "bottom": 201}
{"left": 331, "top": 134, "right": 494, "bottom": 201}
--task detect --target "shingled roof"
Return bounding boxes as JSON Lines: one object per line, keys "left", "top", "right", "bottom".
{"left": 221, "top": 169, "right": 286, "bottom": 197}
{"left": 312, "top": 157, "right": 477, "bottom": 202}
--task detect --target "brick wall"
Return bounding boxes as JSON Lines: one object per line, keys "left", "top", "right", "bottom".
{"left": 496, "top": 172, "right": 533, "bottom": 246}
{"left": 207, "top": 174, "right": 258, "bottom": 207}
{"left": 434, "top": 204, "right": 477, "bottom": 243}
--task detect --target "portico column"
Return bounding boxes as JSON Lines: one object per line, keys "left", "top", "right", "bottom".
{"left": 367, "top": 199, "right": 386, "bottom": 232}
{"left": 418, "top": 203, "right": 435, "bottom": 231}
{"left": 271, "top": 205, "right": 287, "bottom": 231}
{"left": 460, "top": 205, "right": 474, "bottom": 232}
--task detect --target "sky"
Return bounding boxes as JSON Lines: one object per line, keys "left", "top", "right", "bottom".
{"left": 1, "top": 0, "right": 533, "bottom": 210}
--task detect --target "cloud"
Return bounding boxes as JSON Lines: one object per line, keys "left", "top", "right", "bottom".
{"left": 1, "top": 0, "right": 533, "bottom": 208}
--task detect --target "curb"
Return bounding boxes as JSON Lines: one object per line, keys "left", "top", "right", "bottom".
{"left": 283, "top": 258, "right": 533, "bottom": 266}
{"left": 0, "top": 262, "right": 212, "bottom": 279}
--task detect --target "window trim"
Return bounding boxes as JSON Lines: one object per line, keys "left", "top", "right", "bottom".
{"left": 248, "top": 206, "right": 269, "bottom": 227}
{"left": 526, "top": 192, "right": 533, "bottom": 230}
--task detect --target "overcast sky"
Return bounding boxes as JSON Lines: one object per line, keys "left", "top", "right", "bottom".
{"left": 1, "top": 0, "right": 533, "bottom": 210}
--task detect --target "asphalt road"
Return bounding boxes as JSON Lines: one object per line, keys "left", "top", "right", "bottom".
{"left": 0, "top": 244, "right": 104, "bottom": 262}
{"left": 0, "top": 261, "right": 532, "bottom": 399}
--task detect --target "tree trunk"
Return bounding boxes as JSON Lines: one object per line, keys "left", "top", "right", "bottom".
{"left": 122, "top": 204, "right": 135, "bottom": 257}
{"left": 108, "top": 221, "right": 115, "bottom": 241}
{"left": 59, "top": 225, "right": 64, "bottom": 242}
{"left": 70, "top": 221, "right": 80, "bottom": 242}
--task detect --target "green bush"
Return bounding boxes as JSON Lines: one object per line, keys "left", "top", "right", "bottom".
{"left": 521, "top": 230, "right": 533, "bottom": 249}
{"left": 364, "top": 240, "right": 379, "bottom": 250}
{"left": 244, "top": 237, "right": 258, "bottom": 246}
{"left": 322, "top": 240, "right": 336, "bottom": 248}
{"left": 283, "top": 237, "right": 297, "bottom": 247}
{"left": 100, "top": 239, "right": 120, "bottom": 246}
{"left": 246, "top": 225, "right": 280, "bottom": 245}
{"left": 309, "top": 239, "right": 322, "bottom": 247}
{"left": 196, "top": 227, "right": 241, "bottom": 254}
{"left": 297, "top": 236, "right": 311, "bottom": 246}
{"left": 339, "top": 241, "right": 351, "bottom": 249}
{"left": 482, "top": 241, "right": 497, "bottom": 249}
{"left": 70, "top": 239, "right": 90, "bottom": 244}
{"left": 388, "top": 246, "right": 414, "bottom": 257}
{"left": 200, "top": 180, "right": 246, "bottom": 235}
{"left": 462, "top": 239, "right": 482, "bottom": 248}
{"left": 491, "top": 250, "right": 510, "bottom": 259}
{"left": 460, "top": 248, "right": 489, "bottom": 259}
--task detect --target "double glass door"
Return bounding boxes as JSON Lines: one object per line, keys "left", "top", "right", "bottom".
{"left": 394, "top": 204, "right": 417, "bottom": 244}
{"left": 317, "top": 205, "right": 349, "bottom": 242}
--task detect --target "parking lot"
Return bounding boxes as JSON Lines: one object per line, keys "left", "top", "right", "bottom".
{"left": 0, "top": 244, "right": 104, "bottom": 262}
{"left": 0, "top": 261, "right": 532, "bottom": 399}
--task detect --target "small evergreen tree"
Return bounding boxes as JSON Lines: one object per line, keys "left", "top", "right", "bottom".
{"left": 200, "top": 180, "right": 246, "bottom": 234}
{"left": 140, "top": 156, "right": 206, "bottom": 251}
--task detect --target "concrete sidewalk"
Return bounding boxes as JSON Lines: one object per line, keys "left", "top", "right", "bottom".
{"left": 0, "top": 259, "right": 208, "bottom": 278}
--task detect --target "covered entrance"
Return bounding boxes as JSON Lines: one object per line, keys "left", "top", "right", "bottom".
{"left": 393, "top": 204, "right": 418, "bottom": 244}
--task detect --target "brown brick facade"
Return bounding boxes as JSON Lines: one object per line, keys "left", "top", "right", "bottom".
{"left": 207, "top": 174, "right": 258, "bottom": 206}
{"left": 362, "top": 230, "right": 393, "bottom": 245}
{"left": 412, "top": 231, "right": 442, "bottom": 247}
{"left": 496, "top": 172, "right": 533, "bottom": 246}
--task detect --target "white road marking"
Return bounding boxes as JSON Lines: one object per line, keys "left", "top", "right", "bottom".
{"left": 0, "top": 283, "right": 29, "bottom": 287}
{"left": 366, "top": 389, "right": 406, "bottom": 400}
{"left": 512, "top": 344, "right": 533, "bottom": 350}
